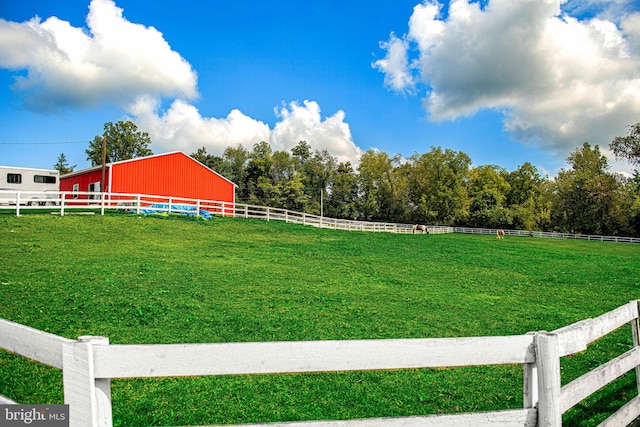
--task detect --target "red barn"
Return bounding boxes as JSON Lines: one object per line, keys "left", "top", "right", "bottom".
{"left": 60, "top": 151, "right": 235, "bottom": 204}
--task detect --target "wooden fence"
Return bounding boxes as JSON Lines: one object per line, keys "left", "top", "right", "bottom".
{"left": 1, "top": 301, "right": 639, "bottom": 427}
{"left": 2, "top": 190, "right": 639, "bottom": 242}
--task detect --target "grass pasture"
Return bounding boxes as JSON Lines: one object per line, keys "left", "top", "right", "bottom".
{"left": 0, "top": 212, "right": 639, "bottom": 426}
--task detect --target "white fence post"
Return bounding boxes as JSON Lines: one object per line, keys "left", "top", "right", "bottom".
{"left": 16, "top": 192, "right": 20, "bottom": 216}
{"left": 536, "top": 332, "right": 562, "bottom": 427}
{"left": 632, "top": 301, "right": 640, "bottom": 395}
{"left": 63, "top": 336, "right": 112, "bottom": 427}
{"left": 523, "top": 332, "right": 538, "bottom": 409}
{"left": 523, "top": 362, "right": 538, "bottom": 408}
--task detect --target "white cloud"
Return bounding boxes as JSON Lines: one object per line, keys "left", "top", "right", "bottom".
{"left": 131, "top": 98, "right": 362, "bottom": 165}
{"left": 271, "top": 101, "right": 362, "bottom": 165}
{"left": 622, "top": 12, "right": 640, "bottom": 54}
{"left": 0, "top": 0, "right": 197, "bottom": 112}
{"left": 372, "top": 33, "right": 415, "bottom": 93}
{"left": 376, "top": 0, "right": 640, "bottom": 165}
{"left": 130, "top": 97, "right": 271, "bottom": 155}
{"left": 0, "top": 0, "right": 363, "bottom": 166}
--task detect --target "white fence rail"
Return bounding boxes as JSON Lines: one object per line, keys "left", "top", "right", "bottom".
{"left": 0, "top": 190, "right": 453, "bottom": 235}
{"left": 454, "top": 227, "right": 640, "bottom": 244}
{"left": 1, "top": 301, "right": 639, "bottom": 427}
{"left": 1, "top": 190, "right": 638, "bottom": 242}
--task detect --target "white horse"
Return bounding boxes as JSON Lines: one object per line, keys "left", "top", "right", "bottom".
{"left": 496, "top": 229, "right": 505, "bottom": 239}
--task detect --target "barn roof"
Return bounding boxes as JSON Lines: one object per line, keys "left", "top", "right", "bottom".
{"left": 60, "top": 165, "right": 103, "bottom": 179}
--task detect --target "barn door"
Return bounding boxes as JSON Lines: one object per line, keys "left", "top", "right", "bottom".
{"left": 88, "top": 181, "right": 101, "bottom": 200}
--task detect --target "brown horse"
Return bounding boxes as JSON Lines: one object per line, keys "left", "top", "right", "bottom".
{"left": 496, "top": 229, "right": 505, "bottom": 239}
{"left": 413, "top": 224, "right": 428, "bottom": 234}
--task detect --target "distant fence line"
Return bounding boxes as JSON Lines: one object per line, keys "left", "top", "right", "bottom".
{"left": 1, "top": 190, "right": 639, "bottom": 243}
{"left": 2, "top": 301, "right": 640, "bottom": 426}
{"left": 454, "top": 227, "right": 640, "bottom": 244}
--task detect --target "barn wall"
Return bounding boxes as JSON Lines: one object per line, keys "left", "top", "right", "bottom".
{"left": 60, "top": 169, "right": 106, "bottom": 195}
{"left": 110, "top": 153, "right": 235, "bottom": 203}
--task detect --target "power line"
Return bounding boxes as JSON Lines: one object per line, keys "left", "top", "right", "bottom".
{"left": 0, "top": 141, "right": 88, "bottom": 145}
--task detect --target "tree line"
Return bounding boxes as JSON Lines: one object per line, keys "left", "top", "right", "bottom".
{"left": 55, "top": 121, "right": 640, "bottom": 237}
{"left": 193, "top": 137, "right": 640, "bottom": 237}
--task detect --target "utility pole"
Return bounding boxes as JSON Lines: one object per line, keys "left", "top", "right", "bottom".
{"left": 101, "top": 133, "right": 106, "bottom": 193}
{"left": 320, "top": 188, "right": 324, "bottom": 228}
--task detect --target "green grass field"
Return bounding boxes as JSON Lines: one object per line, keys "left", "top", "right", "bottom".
{"left": 1, "top": 212, "right": 639, "bottom": 426}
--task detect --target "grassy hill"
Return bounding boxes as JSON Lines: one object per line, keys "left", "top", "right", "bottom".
{"left": 1, "top": 212, "right": 639, "bottom": 426}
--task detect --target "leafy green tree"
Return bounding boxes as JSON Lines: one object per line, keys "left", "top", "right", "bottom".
{"left": 504, "top": 162, "right": 545, "bottom": 230}
{"left": 407, "top": 147, "right": 471, "bottom": 225}
{"left": 504, "top": 162, "right": 543, "bottom": 206}
{"left": 326, "top": 162, "right": 359, "bottom": 219}
{"left": 535, "top": 179, "right": 555, "bottom": 232}
{"left": 254, "top": 176, "right": 280, "bottom": 207}
{"left": 607, "top": 176, "right": 637, "bottom": 236}
{"left": 300, "top": 149, "right": 337, "bottom": 215}
{"left": 466, "top": 165, "right": 511, "bottom": 228}
{"left": 191, "top": 147, "right": 210, "bottom": 165}
{"left": 610, "top": 123, "right": 640, "bottom": 235}
{"left": 250, "top": 148, "right": 300, "bottom": 209}
{"left": 279, "top": 172, "right": 311, "bottom": 212}
{"left": 568, "top": 141, "right": 609, "bottom": 174}
{"left": 86, "top": 120, "right": 153, "bottom": 166}
{"left": 551, "top": 142, "right": 623, "bottom": 235}
{"left": 222, "top": 145, "right": 250, "bottom": 197}
{"left": 248, "top": 141, "right": 273, "bottom": 177}
{"left": 467, "top": 192, "right": 512, "bottom": 228}
{"left": 268, "top": 150, "right": 309, "bottom": 210}
{"left": 178, "top": 138, "right": 640, "bottom": 236}
{"left": 610, "top": 123, "right": 640, "bottom": 169}
{"left": 357, "top": 150, "right": 407, "bottom": 221}
{"left": 291, "top": 140, "right": 312, "bottom": 167}
{"left": 53, "top": 153, "right": 76, "bottom": 175}
{"left": 245, "top": 141, "right": 274, "bottom": 204}
{"left": 191, "top": 147, "right": 226, "bottom": 175}
{"left": 624, "top": 177, "right": 640, "bottom": 236}
{"left": 271, "top": 150, "right": 296, "bottom": 184}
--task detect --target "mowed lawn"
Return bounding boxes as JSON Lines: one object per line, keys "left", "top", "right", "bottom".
{"left": 0, "top": 212, "right": 639, "bottom": 426}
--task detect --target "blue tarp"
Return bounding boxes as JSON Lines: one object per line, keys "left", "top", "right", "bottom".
{"left": 138, "top": 203, "right": 213, "bottom": 219}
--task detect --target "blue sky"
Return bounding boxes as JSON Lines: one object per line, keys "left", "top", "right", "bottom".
{"left": 1, "top": 0, "right": 639, "bottom": 176}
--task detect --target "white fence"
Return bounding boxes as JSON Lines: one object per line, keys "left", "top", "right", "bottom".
{"left": 2, "top": 190, "right": 639, "bottom": 242}
{"left": 0, "top": 190, "right": 453, "bottom": 235}
{"left": 455, "top": 227, "right": 640, "bottom": 244}
{"left": 1, "top": 301, "right": 639, "bottom": 427}
{"left": 232, "top": 202, "right": 452, "bottom": 234}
